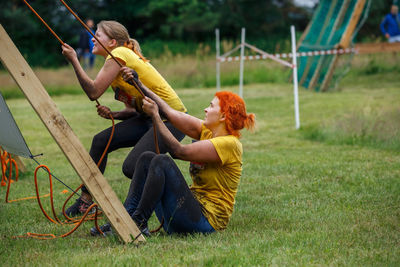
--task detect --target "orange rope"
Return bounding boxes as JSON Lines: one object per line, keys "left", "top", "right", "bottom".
{"left": 5, "top": 153, "right": 12, "bottom": 203}
{"left": 62, "top": 112, "right": 114, "bottom": 218}
{"left": 0, "top": 148, "right": 7, "bottom": 187}
{"left": 0, "top": 148, "right": 19, "bottom": 202}
{"left": 13, "top": 166, "right": 104, "bottom": 239}
{"left": 22, "top": 0, "right": 64, "bottom": 45}
{"left": 18, "top": 1, "right": 162, "bottom": 238}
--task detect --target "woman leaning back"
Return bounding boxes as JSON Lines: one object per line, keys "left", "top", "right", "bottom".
{"left": 91, "top": 67, "right": 256, "bottom": 236}
{"left": 61, "top": 21, "right": 187, "bottom": 217}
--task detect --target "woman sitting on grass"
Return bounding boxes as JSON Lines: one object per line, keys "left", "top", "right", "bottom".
{"left": 91, "top": 67, "right": 256, "bottom": 236}
{"left": 61, "top": 21, "right": 187, "bottom": 217}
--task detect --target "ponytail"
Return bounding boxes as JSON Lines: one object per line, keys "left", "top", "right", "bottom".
{"left": 124, "top": 38, "right": 149, "bottom": 62}
{"left": 244, "top": 113, "right": 256, "bottom": 132}
{"left": 215, "top": 91, "right": 256, "bottom": 138}
{"left": 97, "top": 20, "right": 149, "bottom": 62}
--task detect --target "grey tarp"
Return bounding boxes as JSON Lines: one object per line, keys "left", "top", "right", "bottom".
{"left": 0, "top": 92, "right": 32, "bottom": 158}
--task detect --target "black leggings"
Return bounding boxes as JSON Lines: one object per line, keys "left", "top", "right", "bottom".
{"left": 81, "top": 114, "right": 185, "bottom": 193}
{"left": 124, "top": 152, "right": 215, "bottom": 234}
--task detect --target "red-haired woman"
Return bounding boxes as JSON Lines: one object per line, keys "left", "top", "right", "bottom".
{"left": 91, "top": 67, "right": 256, "bottom": 236}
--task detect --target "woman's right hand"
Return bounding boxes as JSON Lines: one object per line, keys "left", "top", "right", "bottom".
{"left": 61, "top": 43, "right": 78, "bottom": 63}
{"left": 97, "top": 105, "right": 112, "bottom": 119}
{"left": 121, "top": 66, "right": 134, "bottom": 83}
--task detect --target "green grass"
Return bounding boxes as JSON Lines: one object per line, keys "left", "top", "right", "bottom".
{"left": 1, "top": 61, "right": 400, "bottom": 265}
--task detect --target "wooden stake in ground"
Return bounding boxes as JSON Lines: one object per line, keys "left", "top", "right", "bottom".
{"left": 0, "top": 24, "right": 145, "bottom": 244}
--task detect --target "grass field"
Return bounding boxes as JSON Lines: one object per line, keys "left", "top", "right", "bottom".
{"left": 1, "top": 55, "right": 400, "bottom": 266}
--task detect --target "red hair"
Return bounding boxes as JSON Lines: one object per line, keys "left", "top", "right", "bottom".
{"left": 215, "top": 91, "right": 256, "bottom": 138}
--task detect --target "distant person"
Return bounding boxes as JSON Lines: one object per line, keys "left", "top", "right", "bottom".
{"left": 77, "top": 19, "right": 96, "bottom": 69}
{"left": 380, "top": 5, "right": 400, "bottom": 43}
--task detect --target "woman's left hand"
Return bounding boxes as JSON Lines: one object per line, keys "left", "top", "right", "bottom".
{"left": 142, "top": 96, "right": 159, "bottom": 118}
{"left": 61, "top": 43, "right": 78, "bottom": 63}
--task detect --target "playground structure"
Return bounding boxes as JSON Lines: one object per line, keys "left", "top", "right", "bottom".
{"left": 216, "top": 0, "right": 400, "bottom": 93}
{"left": 0, "top": 24, "right": 144, "bottom": 244}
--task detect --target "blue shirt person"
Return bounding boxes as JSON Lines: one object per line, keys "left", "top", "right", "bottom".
{"left": 77, "top": 19, "right": 96, "bottom": 69}
{"left": 380, "top": 5, "right": 400, "bottom": 43}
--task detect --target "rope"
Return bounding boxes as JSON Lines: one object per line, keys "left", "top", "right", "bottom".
{"left": 19, "top": 0, "right": 163, "bottom": 238}
{"left": 1, "top": 148, "right": 20, "bottom": 202}
{"left": 22, "top": 0, "right": 160, "bottom": 153}
{"left": 12, "top": 164, "right": 104, "bottom": 239}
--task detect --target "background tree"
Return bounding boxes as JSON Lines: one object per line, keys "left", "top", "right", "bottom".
{"left": 0, "top": 0, "right": 394, "bottom": 67}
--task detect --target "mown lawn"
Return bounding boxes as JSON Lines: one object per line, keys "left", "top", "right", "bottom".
{"left": 0, "top": 73, "right": 399, "bottom": 265}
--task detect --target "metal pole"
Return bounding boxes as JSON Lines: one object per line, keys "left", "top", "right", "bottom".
{"left": 239, "top": 28, "right": 245, "bottom": 98}
{"left": 291, "top": 25, "right": 300, "bottom": 129}
{"left": 216, "top": 28, "right": 221, "bottom": 91}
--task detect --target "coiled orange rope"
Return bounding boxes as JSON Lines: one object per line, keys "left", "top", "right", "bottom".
{"left": 11, "top": 165, "right": 104, "bottom": 239}
{"left": 12, "top": 112, "right": 114, "bottom": 239}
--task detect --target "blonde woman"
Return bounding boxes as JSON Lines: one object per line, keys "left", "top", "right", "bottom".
{"left": 61, "top": 21, "right": 187, "bottom": 216}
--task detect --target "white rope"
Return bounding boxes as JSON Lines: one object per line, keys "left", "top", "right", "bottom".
{"left": 217, "top": 46, "right": 358, "bottom": 64}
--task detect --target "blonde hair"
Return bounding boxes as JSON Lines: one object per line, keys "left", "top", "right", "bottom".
{"left": 97, "top": 20, "right": 148, "bottom": 62}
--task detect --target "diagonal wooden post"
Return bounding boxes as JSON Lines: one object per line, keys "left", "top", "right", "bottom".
{"left": 0, "top": 24, "right": 145, "bottom": 244}
{"left": 320, "top": 0, "right": 366, "bottom": 91}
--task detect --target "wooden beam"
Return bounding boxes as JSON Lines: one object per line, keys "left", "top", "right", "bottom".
{"left": 321, "top": 0, "right": 366, "bottom": 91}
{"left": 339, "top": 0, "right": 366, "bottom": 48}
{"left": 308, "top": 0, "right": 350, "bottom": 90}
{"left": 299, "top": 0, "right": 338, "bottom": 88}
{"left": 355, "top": 42, "right": 400, "bottom": 54}
{"left": 0, "top": 24, "right": 144, "bottom": 244}
{"left": 320, "top": 54, "right": 339, "bottom": 92}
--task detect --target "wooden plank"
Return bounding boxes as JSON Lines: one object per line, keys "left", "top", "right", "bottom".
{"left": 339, "top": 0, "right": 366, "bottom": 48}
{"left": 308, "top": 0, "right": 349, "bottom": 90}
{"left": 320, "top": 54, "right": 339, "bottom": 92}
{"left": 355, "top": 42, "right": 400, "bottom": 54}
{"left": 322, "top": 0, "right": 366, "bottom": 91}
{"left": 0, "top": 24, "right": 144, "bottom": 244}
{"left": 299, "top": 0, "right": 338, "bottom": 88}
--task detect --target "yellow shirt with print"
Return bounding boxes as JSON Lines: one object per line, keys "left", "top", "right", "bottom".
{"left": 190, "top": 124, "right": 243, "bottom": 230}
{"left": 106, "top": 46, "right": 186, "bottom": 113}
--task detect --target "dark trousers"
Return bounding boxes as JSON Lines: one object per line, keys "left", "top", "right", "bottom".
{"left": 81, "top": 114, "right": 185, "bottom": 193}
{"left": 124, "top": 151, "right": 215, "bottom": 234}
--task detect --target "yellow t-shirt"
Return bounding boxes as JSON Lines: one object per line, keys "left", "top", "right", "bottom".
{"left": 190, "top": 124, "right": 243, "bottom": 230}
{"left": 106, "top": 46, "right": 186, "bottom": 113}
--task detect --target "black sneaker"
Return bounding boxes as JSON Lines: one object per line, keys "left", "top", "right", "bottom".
{"left": 132, "top": 214, "right": 151, "bottom": 237}
{"left": 90, "top": 223, "right": 113, "bottom": 236}
{"left": 65, "top": 196, "right": 94, "bottom": 217}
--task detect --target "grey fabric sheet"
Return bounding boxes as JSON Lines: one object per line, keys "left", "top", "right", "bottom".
{"left": 0, "top": 92, "right": 32, "bottom": 158}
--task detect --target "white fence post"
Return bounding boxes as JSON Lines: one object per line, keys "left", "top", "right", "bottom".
{"left": 215, "top": 28, "right": 221, "bottom": 91}
{"left": 291, "top": 25, "right": 300, "bottom": 129}
{"left": 239, "top": 28, "right": 245, "bottom": 98}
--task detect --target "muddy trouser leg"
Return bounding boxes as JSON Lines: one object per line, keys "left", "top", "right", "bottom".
{"left": 125, "top": 152, "right": 215, "bottom": 234}
{"left": 121, "top": 120, "right": 185, "bottom": 179}
{"left": 81, "top": 114, "right": 152, "bottom": 194}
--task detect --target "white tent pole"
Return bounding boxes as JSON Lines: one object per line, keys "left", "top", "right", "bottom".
{"left": 291, "top": 25, "right": 300, "bottom": 129}
{"left": 239, "top": 28, "right": 245, "bottom": 98}
{"left": 216, "top": 28, "right": 221, "bottom": 91}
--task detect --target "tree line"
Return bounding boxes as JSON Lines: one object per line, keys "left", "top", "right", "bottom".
{"left": 0, "top": 0, "right": 394, "bottom": 67}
